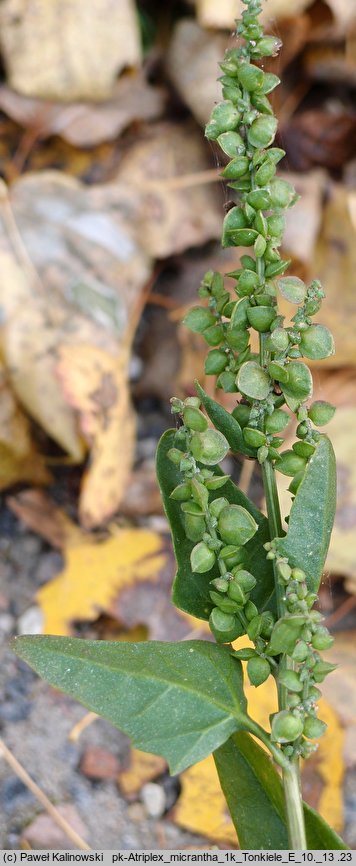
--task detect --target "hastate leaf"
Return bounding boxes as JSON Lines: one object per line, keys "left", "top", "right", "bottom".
{"left": 278, "top": 435, "right": 336, "bottom": 592}
{"left": 214, "top": 731, "right": 347, "bottom": 850}
{"left": 12, "top": 636, "right": 250, "bottom": 775}
{"left": 156, "top": 430, "right": 275, "bottom": 620}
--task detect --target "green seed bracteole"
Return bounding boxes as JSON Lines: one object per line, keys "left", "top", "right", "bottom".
{"left": 165, "top": 0, "right": 337, "bottom": 773}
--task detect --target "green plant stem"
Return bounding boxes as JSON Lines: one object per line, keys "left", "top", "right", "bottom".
{"left": 283, "top": 759, "right": 308, "bottom": 849}
{"left": 259, "top": 335, "right": 307, "bottom": 850}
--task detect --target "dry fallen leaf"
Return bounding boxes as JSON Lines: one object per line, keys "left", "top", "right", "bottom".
{"left": 174, "top": 754, "right": 237, "bottom": 846}
{"left": 56, "top": 344, "right": 136, "bottom": 529}
{"left": 195, "top": 0, "right": 315, "bottom": 29}
{"left": 0, "top": 361, "right": 50, "bottom": 490}
{"left": 6, "top": 489, "right": 83, "bottom": 550}
{"left": 37, "top": 527, "right": 168, "bottom": 635}
{"left": 118, "top": 749, "right": 167, "bottom": 797}
{"left": 167, "top": 21, "right": 227, "bottom": 127}
{"left": 282, "top": 170, "right": 326, "bottom": 272}
{"left": 115, "top": 122, "right": 222, "bottom": 259}
{"left": 0, "top": 73, "right": 166, "bottom": 148}
{"left": 0, "top": 173, "right": 152, "bottom": 524}
{"left": 0, "top": 0, "right": 141, "bottom": 101}
{"left": 277, "top": 370, "right": 356, "bottom": 586}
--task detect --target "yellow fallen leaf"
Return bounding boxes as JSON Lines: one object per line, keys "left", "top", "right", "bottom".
{"left": 118, "top": 749, "right": 167, "bottom": 797}
{"left": 57, "top": 344, "right": 136, "bottom": 530}
{"left": 175, "top": 754, "right": 237, "bottom": 846}
{"left": 0, "top": 360, "right": 50, "bottom": 490}
{"left": 0, "top": 0, "right": 141, "bottom": 101}
{"left": 37, "top": 528, "right": 167, "bottom": 635}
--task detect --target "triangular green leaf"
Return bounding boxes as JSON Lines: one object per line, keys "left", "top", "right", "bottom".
{"left": 195, "top": 381, "right": 256, "bottom": 457}
{"left": 12, "top": 636, "right": 250, "bottom": 775}
{"left": 157, "top": 430, "right": 275, "bottom": 620}
{"left": 278, "top": 435, "right": 336, "bottom": 592}
{"left": 214, "top": 731, "right": 347, "bottom": 850}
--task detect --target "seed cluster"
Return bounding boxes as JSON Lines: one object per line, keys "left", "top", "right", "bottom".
{"left": 167, "top": 0, "right": 337, "bottom": 759}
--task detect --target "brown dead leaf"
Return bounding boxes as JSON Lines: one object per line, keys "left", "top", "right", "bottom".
{"left": 118, "top": 749, "right": 167, "bottom": 797}
{"left": 57, "top": 344, "right": 136, "bottom": 529}
{"left": 0, "top": 361, "right": 50, "bottom": 490}
{"left": 37, "top": 527, "right": 168, "bottom": 635}
{"left": 195, "top": 0, "right": 315, "bottom": 29}
{"left": 0, "top": 173, "right": 152, "bottom": 524}
{"left": 0, "top": 0, "right": 141, "bottom": 101}
{"left": 115, "top": 122, "right": 222, "bottom": 259}
{"left": 0, "top": 73, "right": 166, "bottom": 148}
{"left": 6, "top": 489, "right": 83, "bottom": 549}
{"left": 281, "top": 110, "right": 356, "bottom": 173}
{"left": 277, "top": 369, "right": 356, "bottom": 586}
{"left": 313, "top": 183, "right": 356, "bottom": 366}
{"left": 282, "top": 170, "right": 326, "bottom": 271}
{"left": 167, "top": 21, "right": 227, "bottom": 127}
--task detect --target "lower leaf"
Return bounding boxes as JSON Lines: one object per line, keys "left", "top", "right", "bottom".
{"left": 12, "top": 636, "right": 250, "bottom": 775}
{"left": 214, "top": 731, "right": 347, "bottom": 850}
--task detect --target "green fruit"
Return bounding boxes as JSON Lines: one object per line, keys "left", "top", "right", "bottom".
{"left": 247, "top": 656, "right": 271, "bottom": 687}
{"left": 279, "top": 670, "right": 303, "bottom": 692}
{"left": 265, "top": 259, "right": 291, "bottom": 278}
{"left": 184, "top": 513, "right": 206, "bottom": 542}
{"left": 184, "top": 306, "right": 215, "bottom": 333}
{"left": 183, "top": 406, "right": 208, "bottom": 432}
{"left": 224, "top": 228, "right": 259, "bottom": 248}
{"left": 190, "top": 541, "right": 216, "bottom": 573}
{"left": 288, "top": 470, "right": 305, "bottom": 495}
{"left": 254, "top": 234, "right": 267, "bottom": 258}
{"left": 268, "top": 361, "right": 289, "bottom": 383}
{"left": 248, "top": 116, "right": 278, "bottom": 148}
{"left": 217, "top": 131, "right": 245, "bottom": 157}
{"left": 227, "top": 581, "right": 246, "bottom": 606}
{"left": 268, "top": 327, "right": 290, "bottom": 352}
{"left": 238, "top": 269, "right": 260, "bottom": 295}
{"left": 313, "top": 660, "right": 337, "bottom": 683}
{"left": 237, "top": 361, "right": 271, "bottom": 400}
{"left": 269, "top": 178, "right": 296, "bottom": 208}
{"left": 266, "top": 409, "right": 290, "bottom": 434}
{"left": 300, "top": 325, "right": 335, "bottom": 360}
{"left": 209, "top": 591, "right": 240, "bottom": 613}
{"left": 210, "top": 577, "right": 229, "bottom": 592}
{"left": 247, "top": 614, "right": 262, "bottom": 640}
{"left": 311, "top": 628, "right": 334, "bottom": 651}
{"left": 205, "top": 474, "right": 230, "bottom": 490}
{"left": 220, "top": 545, "right": 246, "bottom": 568}
{"left": 247, "top": 188, "right": 271, "bottom": 209}
{"left": 276, "top": 450, "right": 307, "bottom": 477}
{"left": 232, "top": 570, "right": 256, "bottom": 592}
{"left": 209, "top": 497, "right": 229, "bottom": 518}
{"left": 170, "top": 482, "right": 192, "bottom": 501}
{"left": 260, "top": 611, "right": 275, "bottom": 639}
{"left": 260, "top": 74, "right": 281, "bottom": 94}
{"left": 218, "top": 504, "right": 258, "bottom": 546}
{"left": 308, "top": 401, "right": 336, "bottom": 426}
{"left": 226, "top": 329, "right": 250, "bottom": 352}
{"left": 203, "top": 323, "right": 224, "bottom": 346}
{"left": 232, "top": 404, "right": 251, "bottom": 428}
{"left": 267, "top": 213, "right": 285, "bottom": 238}
{"left": 277, "top": 276, "right": 306, "bottom": 304}
{"left": 205, "top": 350, "right": 228, "bottom": 375}
{"left": 205, "top": 101, "right": 240, "bottom": 139}
{"left": 271, "top": 710, "right": 304, "bottom": 743}
{"left": 255, "top": 160, "right": 276, "bottom": 185}
{"left": 191, "top": 429, "right": 230, "bottom": 465}
{"left": 292, "top": 441, "right": 315, "bottom": 458}
{"left": 222, "top": 156, "right": 249, "bottom": 179}
{"left": 167, "top": 447, "right": 184, "bottom": 465}
{"left": 238, "top": 62, "right": 264, "bottom": 91}
{"left": 243, "top": 427, "right": 267, "bottom": 447}
{"left": 292, "top": 640, "right": 309, "bottom": 662}
{"left": 209, "top": 608, "right": 244, "bottom": 643}
{"left": 256, "top": 36, "right": 282, "bottom": 56}
{"left": 244, "top": 601, "right": 259, "bottom": 622}
{"left": 217, "top": 371, "right": 239, "bottom": 393}
{"left": 303, "top": 716, "right": 327, "bottom": 739}
{"left": 282, "top": 361, "right": 313, "bottom": 407}
{"left": 277, "top": 560, "right": 292, "bottom": 582}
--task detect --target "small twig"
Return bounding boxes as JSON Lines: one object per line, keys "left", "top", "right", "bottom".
{"left": 138, "top": 167, "right": 220, "bottom": 192}
{"left": 0, "top": 737, "right": 91, "bottom": 850}
{"left": 324, "top": 594, "right": 356, "bottom": 629}
{"left": 68, "top": 711, "right": 98, "bottom": 743}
